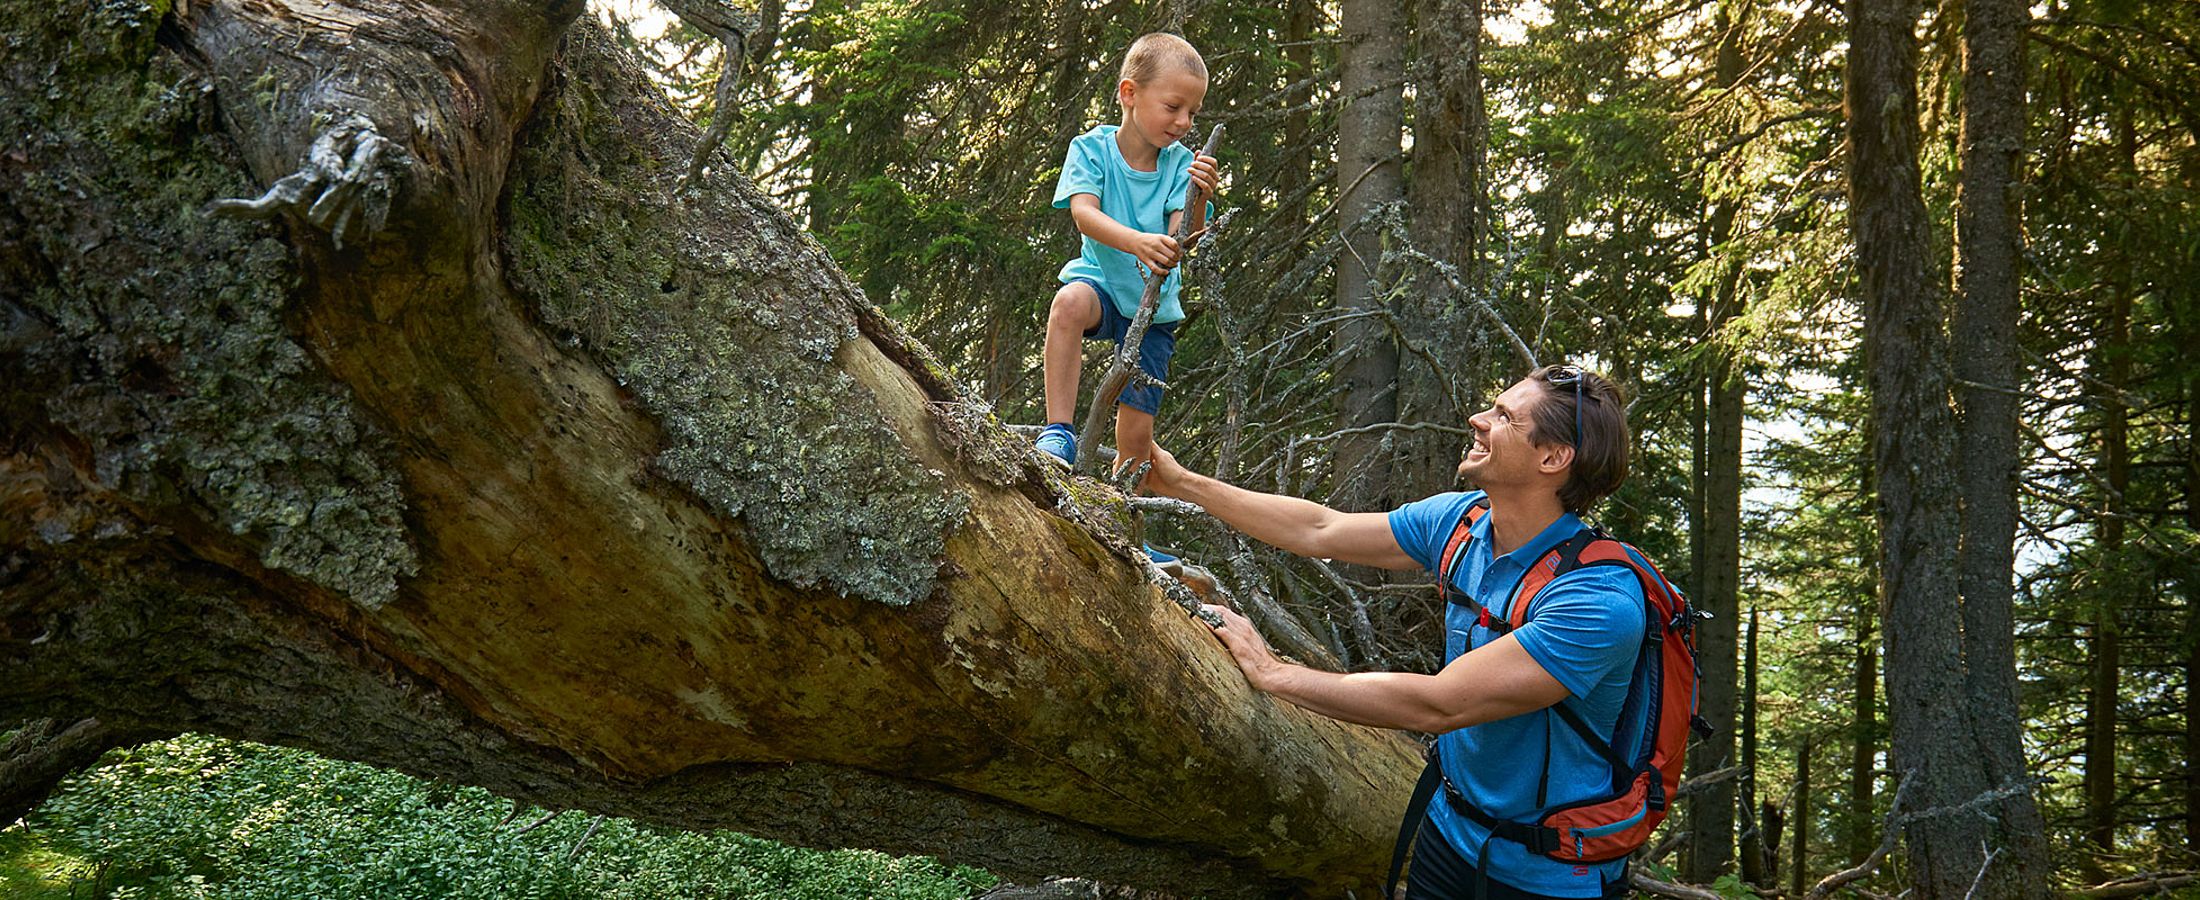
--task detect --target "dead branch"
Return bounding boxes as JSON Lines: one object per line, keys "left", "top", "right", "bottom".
{"left": 511, "top": 809, "right": 562, "bottom": 836}
{"left": 2068, "top": 872, "right": 2200, "bottom": 899}
{"left": 1631, "top": 871, "right": 1727, "bottom": 900}
{"left": 656, "top": 0, "right": 760, "bottom": 188}
{"left": 1677, "top": 764, "right": 1748, "bottom": 799}
{"left": 568, "top": 814, "right": 606, "bottom": 859}
{"left": 1802, "top": 772, "right": 2040, "bottom": 900}
{"left": 1805, "top": 774, "right": 1913, "bottom": 900}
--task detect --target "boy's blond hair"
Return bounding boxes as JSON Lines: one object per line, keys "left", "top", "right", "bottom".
{"left": 1119, "top": 33, "right": 1206, "bottom": 85}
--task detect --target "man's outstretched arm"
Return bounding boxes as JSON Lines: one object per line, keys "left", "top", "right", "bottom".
{"left": 1203, "top": 604, "right": 1569, "bottom": 732}
{"left": 1139, "top": 447, "right": 1419, "bottom": 570}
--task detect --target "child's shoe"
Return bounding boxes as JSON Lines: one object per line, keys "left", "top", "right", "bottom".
{"left": 1035, "top": 423, "right": 1077, "bottom": 468}
{"left": 1145, "top": 544, "right": 1183, "bottom": 575}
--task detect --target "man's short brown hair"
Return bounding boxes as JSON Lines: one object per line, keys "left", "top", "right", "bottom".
{"left": 1523, "top": 365, "right": 1630, "bottom": 515}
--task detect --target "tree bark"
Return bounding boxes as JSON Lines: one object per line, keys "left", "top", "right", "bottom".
{"left": 0, "top": 3, "right": 1420, "bottom": 896}
{"left": 1846, "top": 0, "right": 2009, "bottom": 894}
{"left": 1397, "top": 0, "right": 1489, "bottom": 499}
{"left": 2187, "top": 357, "right": 2200, "bottom": 860}
{"left": 1688, "top": 3, "right": 1747, "bottom": 878}
{"left": 1278, "top": 0, "right": 1319, "bottom": 238}
{"left": 1738, "top": 607, "right": 1762, "bottom": 887}
{"left": 1848, "top": 572, "right": 1880, "bottom": 866}
{"left": 1951, "top": 0, "right": 2052, "bottom": 892}
{"left": 2083, "top": 262, "right": 2133, "bottom": 875}
{"left": 1792, "top": 741, "right": 1810, "bottom": 899}
{"left": 2187, "top": 315, "right": 2200, "bottom": 859}
{"left": 1331, "top": 0, "right": 1406, "bottom": 512}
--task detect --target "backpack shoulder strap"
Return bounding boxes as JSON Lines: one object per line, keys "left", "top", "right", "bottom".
{"left": 1512, "top": 532, "right": 1663, "bottom": 772}
{"left": 1436, "top": 496, "right": 1491, "bottom": 600}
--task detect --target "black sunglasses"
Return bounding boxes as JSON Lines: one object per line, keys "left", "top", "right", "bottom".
{"left": 1546, "top": 364, "right": 1589, "bottom": 453}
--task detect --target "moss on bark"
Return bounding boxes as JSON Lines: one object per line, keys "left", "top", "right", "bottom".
{"left": 0, "top": 0, "right": 415, "bottom": 608}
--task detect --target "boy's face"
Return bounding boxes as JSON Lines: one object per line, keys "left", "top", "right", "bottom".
{"left": 1118, "top": 68, "right": 1207, "bottom": 151}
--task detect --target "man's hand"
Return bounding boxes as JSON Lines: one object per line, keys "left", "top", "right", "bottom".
{"left": 1134, "top": 445, "right": 1192, "bottom": 498}
{"left": 1202, "top": 603, "right": 1283, "bottom": 690}
{"left": 1187, "top": 153, "right": 1219, "bottom": 200}
{"left": 1131, "top": 231, "right": 1182, "bottom": 274}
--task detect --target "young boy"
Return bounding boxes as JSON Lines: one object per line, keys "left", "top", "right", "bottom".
{"left": 1033, "top": 32, "right": 1219, "bottom": 499}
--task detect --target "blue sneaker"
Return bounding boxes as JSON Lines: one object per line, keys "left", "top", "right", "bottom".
{"left": 1145, "top": 544, "right": 1183, "bottom": 573}
{"left": 1035, "top": 423, "right": 1076, "bottom": 468}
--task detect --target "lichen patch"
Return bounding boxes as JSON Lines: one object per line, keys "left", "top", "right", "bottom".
{"left": 1, "top": 0, "right": 416, "bottom": 608}
{"left": 500, "top": 30, "right": 965, "bottom": 607}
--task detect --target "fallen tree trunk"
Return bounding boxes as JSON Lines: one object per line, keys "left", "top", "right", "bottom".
{"left": 0, "top": 2, "right": 1419, "bottom": 896}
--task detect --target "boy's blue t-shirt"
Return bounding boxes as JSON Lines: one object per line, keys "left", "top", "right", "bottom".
{"left": 1388, "top": 491, "right": 1648, "bottom": 897}
{"left": 1052, "top": 125, "right": 1195, "bottom": 324}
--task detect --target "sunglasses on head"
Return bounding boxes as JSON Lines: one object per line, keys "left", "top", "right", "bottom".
{"left": 1546, "top": 364, "right": 1590, "bottom": 453}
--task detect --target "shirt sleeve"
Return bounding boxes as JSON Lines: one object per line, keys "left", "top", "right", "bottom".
{"left": 1053, "top": 137, "right": 1104, "bottom": 209}
{"left": 1511, "top": 567, "right": 1646, "bottom": 699}
{"left": 1164, "top": 146, "right": 1194, "bottom": 213}
{"left": 1386, "top": 491, "right": 1479, "bottom": 573}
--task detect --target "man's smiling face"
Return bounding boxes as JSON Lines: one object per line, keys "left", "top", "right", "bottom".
{"left": 1459, "top": 378, "right": 1564, "bottom": 488}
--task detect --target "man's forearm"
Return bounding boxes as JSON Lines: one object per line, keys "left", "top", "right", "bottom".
{"left": 1256, "top": 664, "right": 1452, "bottom": 733}
{"left": 1170, "top": 470, "right": 1339, "bottom": 558}
{"left": 1253, "top": 636, "right": 1564, "bottom": 734}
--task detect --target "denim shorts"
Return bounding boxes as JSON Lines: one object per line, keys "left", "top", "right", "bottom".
{"left": 1067, "top": 276, "right": 1176, "bottom": 415}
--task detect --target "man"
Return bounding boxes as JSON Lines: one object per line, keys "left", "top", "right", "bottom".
{"left": 1139, "top": 365, "right": 1639, "bottom": 899}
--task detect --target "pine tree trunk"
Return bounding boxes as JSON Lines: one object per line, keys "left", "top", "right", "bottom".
{"left": 2083, "top": 274, "right": 2133, "bottom": 872}
{"left": 1331, "top": 0, "right": 1405, "bottom": 512}
{"left": 2187, "top": 361, "right": 2200, "bottom": 859}
{"left": 1846, "top": 0, "right": 2008, "bottom": 893}
{"left": 1278, "top": 0, "right": 1318, "bottom": 238}
{"left": 1793, "top": 741, "right": 1810, "bottom": 899}
{"left": 1688, "top": 4, "right": 1747, "bottom": 877}
{"left": 1397, "top": 0, "right": 1489, "bottom": 500}
{"left": 1950, "top": 0, "right": 2051, "bottom": 891}
{"left": 0, "top": 4, "right": 1421, "bottom": 895}
{"left": 1850, "top": 576, "right": 1879, "bottom": 865}
{"left": 1738, "top": 607, "right": 1763, "bottom": 887}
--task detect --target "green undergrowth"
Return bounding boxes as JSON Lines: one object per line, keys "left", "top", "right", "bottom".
{"left": 0, "top": 734, "right": 997, "bottom": 900}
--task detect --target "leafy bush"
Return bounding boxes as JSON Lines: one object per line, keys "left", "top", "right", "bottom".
{"left": 3, "top": 734, "right": 996, "bottom": 899}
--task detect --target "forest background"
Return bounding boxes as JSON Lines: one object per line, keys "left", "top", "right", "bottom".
{"left": 4, "top": 0, "right": 2196, "bottom": 897}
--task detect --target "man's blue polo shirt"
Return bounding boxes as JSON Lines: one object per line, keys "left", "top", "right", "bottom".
{"left": 1389, "top": 491, "right": 1646, "bottom": 897}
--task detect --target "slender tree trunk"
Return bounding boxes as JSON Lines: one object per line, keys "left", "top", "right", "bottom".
{"left": 2083, "top": 271, "right": 2133, "bottom": 873}
{"left": 1278, "top": 0, "right": 1317, "bottom": 235}
{"left": 1951, "top": 0, "right": 2052, "bottom": 891}
{"left": 0, "top": 5, "right": 1420, "bottom": 895}
{"left": 1331, "top": 0, "right": 1405, "bottom": 512}
{"left": 1738, "top": 606, "right": 1763, "bottom": 886}
{"left": 1846, "top": 0, "right": 2006, "bottom": 894}
{"left": 1688, "top": 4, "right": 1747, "bottom": 878}
{"left": 1793, "top": 741, "right": 1811, "bottom": 898}
{"left": 1851, "top": 573, "right": 1880, "bottom": 865}
{"left": 2187, "top": 354, "right": 2200, "bottom": 858}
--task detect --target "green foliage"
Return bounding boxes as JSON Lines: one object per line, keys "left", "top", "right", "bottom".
{"left": 2, "top": 735, "right": 996, "bottom": 900}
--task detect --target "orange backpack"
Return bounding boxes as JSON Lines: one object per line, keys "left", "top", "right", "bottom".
{"left": 1387, "top": 499, "right": 1711, "bottom": 892}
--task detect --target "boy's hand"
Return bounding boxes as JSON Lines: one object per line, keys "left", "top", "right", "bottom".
{"left": 1187, "top": 153, "right": 1219, "bottom": 199}
{"left": 1132, "top": 232, "right": 1182, "bottom": 274}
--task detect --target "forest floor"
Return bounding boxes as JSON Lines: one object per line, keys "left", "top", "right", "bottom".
{"left": 0, "top": 734, "right": 999, "bottom": 899}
